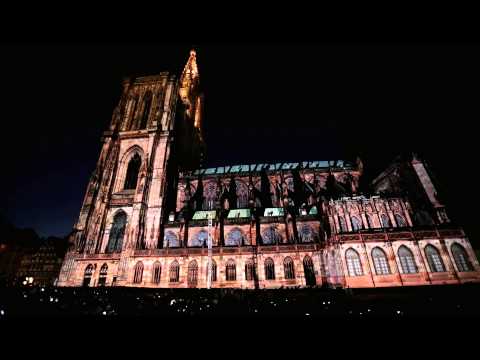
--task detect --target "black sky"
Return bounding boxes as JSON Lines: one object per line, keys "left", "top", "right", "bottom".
{"left": 1, "top": 43, "right": 479, "bottom": 245}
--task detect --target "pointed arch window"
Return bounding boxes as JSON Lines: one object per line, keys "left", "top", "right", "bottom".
{"left": 245, "top": 259, "right": 256, "bottom": 281}
{"left": 236, "top": 181, "right": 249, "bottom": 208}
{"left": 451, "top": 243, "right": 473, "bottom": 272}
{"left": 381, "top": 214, "right": 391, "bottom": 228}
{"left": 152, "top": 261, "right": 162, "bottom": 284}
{"left": 395, "top": 214, "right": 407, "bottom": 227}
{"left": 226, "top": 259, "right": 236, "bottom": 281}
{"left": 98, "top": 263, "right": 108, "bottom": 286}
{"left": 124, "top": 153, "right": 141, "bottom": 190}
{"left": 139, "top": 92, "right": 152, "bottom": 129}
{"left": 283, "top": 257, "right": 295, "bottom": 280}
{"left": 210, "top": 259, "right": 217, "bottom": 282}
{"left": 191, "top": 230, "right": 208, "bottom": 247}
{"left": 225, "top": 228, "right": 244, "bottom": 246}
{"left": 169, "top": 261, "right": 180, "bottom": 283}
{"left": 264, "top": 258, "right": 275, "bottom": 280}
{"left": 133, "top": 261, "right": 144, "bottom": 284}
{"left": 351, "top": 216, "right": 362, "bottom": 232}
{"left": 303, "top": 256, "right": 316, "bottom": 286}
{"left": 164, "top": 231, "right": 180, "bottom": 248}
{"left": 262, "top": 226, "right": 282, "bottom": 245}
{"left": 299, "top": 225, "right": 315, "bottom": 243}
{"left": 338, "top": 216, "right": 348, "bottom": 233}
{"left": 187, "top": 260, "right": 198, "bottom": 287}
{"left": 83, "top": 264, "right": 94, "bottom": 287}
{"left": 398, "top": 246, "right": 418, "bottom": 274}
{"left": 372, "top": 247, "right": 391, "bottom": 275}
{"left": 366, "top": 214, "right": 374, "bottom": 229}
{"left": 346, "top": 248, "right": 363, "bottom": 276}
{"left": 106, "top": 211, "right": 127, "bottom": 253}
{"left": 425, "top": 245, "right": 445, "bottom": 273}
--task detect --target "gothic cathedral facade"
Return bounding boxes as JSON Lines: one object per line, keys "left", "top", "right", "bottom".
{"left": 57, "top": 50, "right": 480, "bottom": 289}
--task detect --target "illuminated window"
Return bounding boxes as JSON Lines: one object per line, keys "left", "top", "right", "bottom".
{"left": 381, "top": 214, "right": 391, "bottom": 228}
{"left": 398, "top": 246, "right": 418, "bottom": 274}
{"left": 283, "top": 257, "right": 295, "bottom": 280}
{"left": 424, "top": 245, "right": 445, "bottom": 273}
{"left": 124, "top": 153, "right": 141, "bottom": 190}
{"left": 346, "top": 248, "right": 363, "bottom": 276}
{"left": 264, "top": 258, "right": 275, "bottom": 280}
{"left": 351, "top": 216, "right": 362, "bottom": 231}
{"left": 152, "top": 262, "right": 161, "bottom": 284}
{"left": 187, "top": 260, "right": 198, "bottom": 287}
{"left": 262, "top": 226, "right": 282, "bottom": 245}
{"left": 303, "top": 256, "right": 316, "bottom": 286}
{"left": 338, "top": 216, "right": 348, "bottom": 232}
{"left": 191, "top": 230, "right": 208, "bottom": 247}
{"left": 225, "top": 228, "right": 244, "bottom": 246}
{"left": 106, "top": 211, "right": 126, "bottom": 253}
{"left": 451, "top": 243, "right": 473, "bottom": 272}
{"left": 169, "top": 261, "right": 180, "bottom": 283}
{"left": 372, "top": 247, "right": 391, "bottom": 275}
{"left": 133, "top": 261, "right": 144, "bottom": 284}
{"left": 226, "top": 259, "right": 236, "bottom": 281}
{"left": 395, "top": 214, "right": 407, "bottom": 227}
{"left": 164, "top": 231, "right": 179, "bottom": 248}
{"left": 299, "top": 225, "right": 315, "bottom": 243}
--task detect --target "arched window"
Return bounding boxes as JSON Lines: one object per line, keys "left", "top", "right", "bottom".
{"left": 169, "top": 261, "right": 180, "bottom": 283}
{"left": 225, "top": 228, "right": 244, "bottom": 246}
{"left": 164, "top": 231, "right": 179, "bottom": 248}
{"left": 124, "top": 153, "right": 141, "bottom": 190}
{"left": 210, "top": 259, "right": 217, "bottom": 282}
{"left": 245, "top": 259, "right": 256, "bottom": 281}
{"left": 381, "top": 214, "right": 391, "bottom": 228}
{"left": 236, "top": 181, "right": 249, "bottom": 208}
{"left": 395, "top": 214, "right": 407, "bottom": 227}
{"left": 191, "top": 230, "right": 208, "bottom": 247}
{"left": 133, "top": 261, "right": 144, "bottom": 284}
{"left": 139, "top": 92, "right": 152, "bottom": 129}
{"left": 303, "top": 256, "right": 316, "bottom": 286}
{"left": 127, "top": 96, "right": 138, "bottom": 130}
{"left": 351, "top": 216, "right": 362, "bottom": 231}
{"left": 264, "top": 258, "right": 275, "bottom": 280}
{"left": 299, "top": 225, "right": 315, "bottom": 243}
{"left": 283, "top": 257, "right": 295, "bottom": 280}
{"left": 262, "top": 226, "right": 282, "bottom": 245}
{"left": 226, "top": 259, "right": 236, "bottom": 281}
{"left": 83, "top": 264, "right": 94, "bottom": 287}
{"left": 187, "top": 260, "right": 198, "bottom": 287}
{"left": 338, "top": 216, "right": 348, "bottom": 232}
{"left": 345, "top": 248, "right": 363, "bottom": 276}
{"left": 98, "top": 263, "right": 108, "bottom": 286}
{"left": 152, "top": 261, "right": 161, "bottom": 284}
{"left": 398, "top": 246, "right": 418, "bottom": 274}
{"left": 425, "top": 245, "right": 445, "bottom": 273}
{"left": 451, "top": 243, "right": 473, "bottom": 272}
{"left": 366, "top": 214, "right": 374, "bottom": 229}
{"left": 372, "top": 247, "right": 391, "bottom": 275}
{"left": 106, "top": 211, "right": 127, "bottom": 253}
{"left": 203, "top": 182, "right": 217, "bottom": 210}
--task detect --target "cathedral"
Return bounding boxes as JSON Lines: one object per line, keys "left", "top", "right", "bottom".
{"left": 57, "top": 50, "right": 480, "bottom": 289}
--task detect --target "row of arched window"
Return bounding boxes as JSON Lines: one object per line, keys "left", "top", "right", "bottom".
{"left": 127, "top": 256, "right": 317, "bottom": 286}
{"left": 345, "top": 243, "right": 473, "bottom": 277}
{"left": 338, "top": 213, "right": 407, "bottom": 233}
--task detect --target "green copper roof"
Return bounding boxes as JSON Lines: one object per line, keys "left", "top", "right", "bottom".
{"left": 227, "top": 209, "right": 251, "bottom": 219}
{"left": 192, "top": 210, "right": 216, "bottom": 220}
{"left": 191, "top": 160, "right": 354, "bottom": 176}
{"left": 263, "top": 208, "right": 285, "bottom": 217}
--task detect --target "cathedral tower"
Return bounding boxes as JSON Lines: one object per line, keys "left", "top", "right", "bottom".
{"left": 58, "top": 50, "right": 204, "bottom": 286}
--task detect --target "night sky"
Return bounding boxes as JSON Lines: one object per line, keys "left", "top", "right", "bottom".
{"left": 1, "top": 43, "right": 479, "bottom": 245}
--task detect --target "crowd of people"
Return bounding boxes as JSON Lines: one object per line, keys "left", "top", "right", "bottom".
{"left": 0, "top": 284, "right": 479, "bottom": 317}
